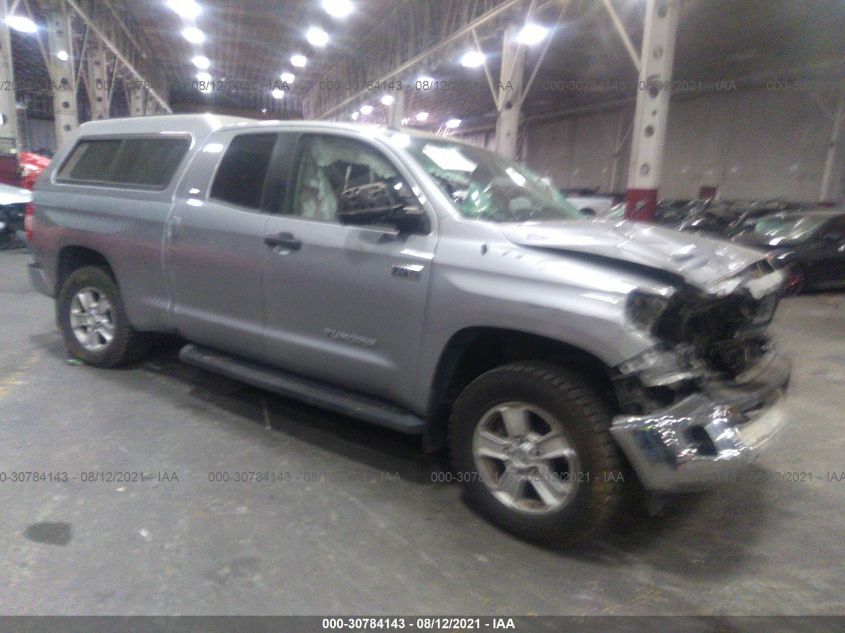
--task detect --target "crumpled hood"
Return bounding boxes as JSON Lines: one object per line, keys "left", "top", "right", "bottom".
{"left": 499, "top": 219, "right": 767, "bottom": 293}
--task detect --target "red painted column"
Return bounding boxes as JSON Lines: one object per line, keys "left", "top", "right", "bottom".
{"left": 625, "top": 188, "right": 658, "bottom": 220}
{"left": 624, "top": 0, "right": 679, "bottom": 221}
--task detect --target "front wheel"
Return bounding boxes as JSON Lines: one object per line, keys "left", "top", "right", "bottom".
{"left": 449, "top": 361, "right": 624, "bottom": 545}
{"left": 57, "top": 266, "right": 149, "bottom": 367}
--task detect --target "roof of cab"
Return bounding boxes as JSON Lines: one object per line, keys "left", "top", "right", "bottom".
{"left": 74, "top": 113, "right": 381, "bottom": 139}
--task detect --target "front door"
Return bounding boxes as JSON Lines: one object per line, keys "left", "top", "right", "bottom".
{"left": 261, "top": 133, "right": 436, "bottom": 407}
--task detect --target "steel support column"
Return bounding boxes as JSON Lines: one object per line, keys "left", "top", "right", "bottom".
{"left": 609, "top": 109, "right": 633, "bottom": 193}
{"left": 46, "top": 2, "right": 79, "bottom": 149}
{"left": 0, "top": 0, "right": 19, "bottom": 154}
{"left": 624, "top": 0, "right": 679, "bottom": 220}
{"left": 86, "top": 43, "right": 109, "bottom": 120}
{"left": 128, "top": 87, "right": 145, "bottom": 117}
{"left": 388, "top": 89, "right": 405, "bottom": 128}
{"left": 494, "top": 25, "right": 525, "bottom": 159}
{"left": 819, "top": 91, "right": 845, "bottom": 204}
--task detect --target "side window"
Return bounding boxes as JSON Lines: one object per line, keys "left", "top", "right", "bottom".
{"left": 291, "top": 135, "right": 418, "bottom": 224}
{"left": 111, "top": 139, "right": 191, "bottom": 187}
{"left": 210, "top": 134, "right": 277, "bottom": 210}
{"left": 57, "top": 138, "right": 189, "bottom": 188}
{"left": 59, "top": 140, "right": 122, "bottom": 181}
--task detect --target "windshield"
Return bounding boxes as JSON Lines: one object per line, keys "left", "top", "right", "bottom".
{"left": 745, "top": 214, "right": 829, "bottom": 244}
{"left": 403, "top": 137, "right": 581, "bottom": 222}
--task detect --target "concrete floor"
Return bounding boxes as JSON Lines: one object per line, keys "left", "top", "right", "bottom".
{"left": 0, "top": 248, "right": 844, "bottom": 616}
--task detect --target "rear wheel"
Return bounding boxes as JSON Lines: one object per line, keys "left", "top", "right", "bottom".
{"left": 57, "top": 266, "right": 149, "bottom": 367}
{"left": 449, "top": 361, "right": 624, "bottom": 546}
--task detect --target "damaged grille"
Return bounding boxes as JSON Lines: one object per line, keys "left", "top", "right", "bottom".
{"left": 655, "top": 287, "right": 778, "bottom": 377}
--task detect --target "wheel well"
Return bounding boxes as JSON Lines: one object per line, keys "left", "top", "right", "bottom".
{"left": 56, "top": 246, "right": 114, "bottom": 292}
{"left": 425, "top": 327, "right": 617, "bottom": 452}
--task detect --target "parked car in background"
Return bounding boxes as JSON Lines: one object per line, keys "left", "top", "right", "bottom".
{"left": 27, "top": 115, "right": 790, "bottom": 545}
{"left": 19, "top": 152, "right": 51, "bottom": 190}
{"left": 679, "top": 199, "right": 809, "bottom": 239}
{"left": 734, "top": 210, "right": 845, "bottom": 293}
{"left": 596, "top": 198, "right": 711, "bottom": 226}
{"left": 0, "top": 182, "right": 32, "bottom": 249}
{"left": 560, "top": 188, "right": 617, "bottom": 216}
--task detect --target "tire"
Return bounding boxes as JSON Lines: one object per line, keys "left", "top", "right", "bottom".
{"left": 449, "top": 361, "right": 624, "bottom": 546}
{"left": 57, "top": 265, "right": 149, "bottom": 368}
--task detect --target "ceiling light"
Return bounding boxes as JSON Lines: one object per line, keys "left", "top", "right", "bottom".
{"left": 280, "top": 72, "right": 295, "bottom": 84}
{"left": 182, "top": 26, "right": 206, "bottom": 44}
{"left": 196, "top": 71, "right": 212, "bottom": 82}
{"left": 191, "top": 55, "right": 210, "bottom": 69}
{"left": 351, "top": 111, "right": 359, "bottom": 120}
{"left": 291, "top": 54, "right": 307, "bottom": 68}
{"left": 5, "top": 15, "right": 38, "bottom": 33}
{"left": 460, "top": 50, "right": 486, "bottom": 68}
{"left": 261, "top": 108, "right": 268, "bottom": 113}
{"left": 322, "top": 0, "right": 353, "bottom": 18}
{"left": 360, "top": 104, "right": 373, "bottom": 115}
{"left": 306, "top": 26, "right": 329, "bottom": 47}
{"left": 415, "top": 111, "right": 429, "bottom": 122}
{"left": 517, "top": 23, "right": 549, "bottom": 45}
{"left": 271, "top": 88, "right": 285, "bottom": 99}
{"left": 446, "top": 118, "right": 461, "bottom": 128}
{"left": 166, "top": 0, "right": 201, "bottom": 20}
{"left": 380, "top": 95, "right": 394, "bottom": 106}
{"left": 56, "top": 50, "right": 69, "bottom": 61}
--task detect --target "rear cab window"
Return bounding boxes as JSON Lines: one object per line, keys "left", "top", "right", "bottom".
{"left": 57, "top": 136, "right": 190, "bottom": 189}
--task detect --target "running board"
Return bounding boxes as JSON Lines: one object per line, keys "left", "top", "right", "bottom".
{"left": 178, "top": 344, "right": 425, "bottom": 435}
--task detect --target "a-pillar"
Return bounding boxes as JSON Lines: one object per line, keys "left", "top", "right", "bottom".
{"left": 86, "top": 43, "right": 109, "bottom": 121}
{"left": 624, "top": 0, "right": 679, "bottom": 220}
{"left": 0, "top": 0, "right": 19, "bottom": 153}
{"left": 46, "top": 2, "right": 79, "bottom": 150}
{"left": 494, "top": 25, "right": 525, "bottom": 159}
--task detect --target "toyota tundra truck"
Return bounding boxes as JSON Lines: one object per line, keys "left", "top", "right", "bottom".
{"left": 26, "top": 114, "right": 790, "bottom": 544}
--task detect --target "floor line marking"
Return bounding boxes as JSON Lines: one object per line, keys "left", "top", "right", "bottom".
{"left": 0, "top": 349, "right": 44, "bottom": 399}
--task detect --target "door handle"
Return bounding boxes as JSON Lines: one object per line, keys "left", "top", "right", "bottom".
{"left": 264, "top": 231, "right": 301, "bottom": 251}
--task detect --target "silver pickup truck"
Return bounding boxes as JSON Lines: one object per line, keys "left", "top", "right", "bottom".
{"left": 26, "top": 115, "right": 789, "bottom": 544}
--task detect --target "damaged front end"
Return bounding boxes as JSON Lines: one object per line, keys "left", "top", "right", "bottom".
{"left": 610, "top": 260, "right": 790, "bottom": 492}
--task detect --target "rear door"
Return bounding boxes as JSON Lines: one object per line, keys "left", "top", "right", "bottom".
{"left": 165, "top": 131, "right": 282, "bottom": 360}
{"left": 260, "top": 133, "right": 436, "bottom": 407}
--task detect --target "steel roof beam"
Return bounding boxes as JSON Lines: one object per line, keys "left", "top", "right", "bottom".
{"left": 63, "top": 0, "right": 171, "bottom": 113}
{"left": 305, "top": 0, "right": 526, "bottom": 120}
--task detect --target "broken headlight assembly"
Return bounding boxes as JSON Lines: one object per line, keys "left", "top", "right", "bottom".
{"left": 617, "top": 345, "right": 702, "bottom": 388}
{"left": 625, "top": 290, "right": 673, "bottom": 332}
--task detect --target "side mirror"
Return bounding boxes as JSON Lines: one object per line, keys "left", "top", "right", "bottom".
{"left": 338, "top": 181, "right": 427, "bottom": 234}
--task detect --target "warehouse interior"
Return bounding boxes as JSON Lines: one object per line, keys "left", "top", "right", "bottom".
{"left": 1, "top": 0, "right": 844, "bottom": 628}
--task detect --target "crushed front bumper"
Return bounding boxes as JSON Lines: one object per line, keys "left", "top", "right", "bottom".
{"left": 610, "top": 352, "right": 790, "bottom": 492}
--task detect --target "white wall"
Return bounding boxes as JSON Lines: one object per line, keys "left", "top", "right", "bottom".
{"left": 523, "top": 87, "right": 845, "bottom": 202}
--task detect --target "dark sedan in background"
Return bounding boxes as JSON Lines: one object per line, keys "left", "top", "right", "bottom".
{"left": 734, "top": 210, "right": 845, "bottom": 293}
